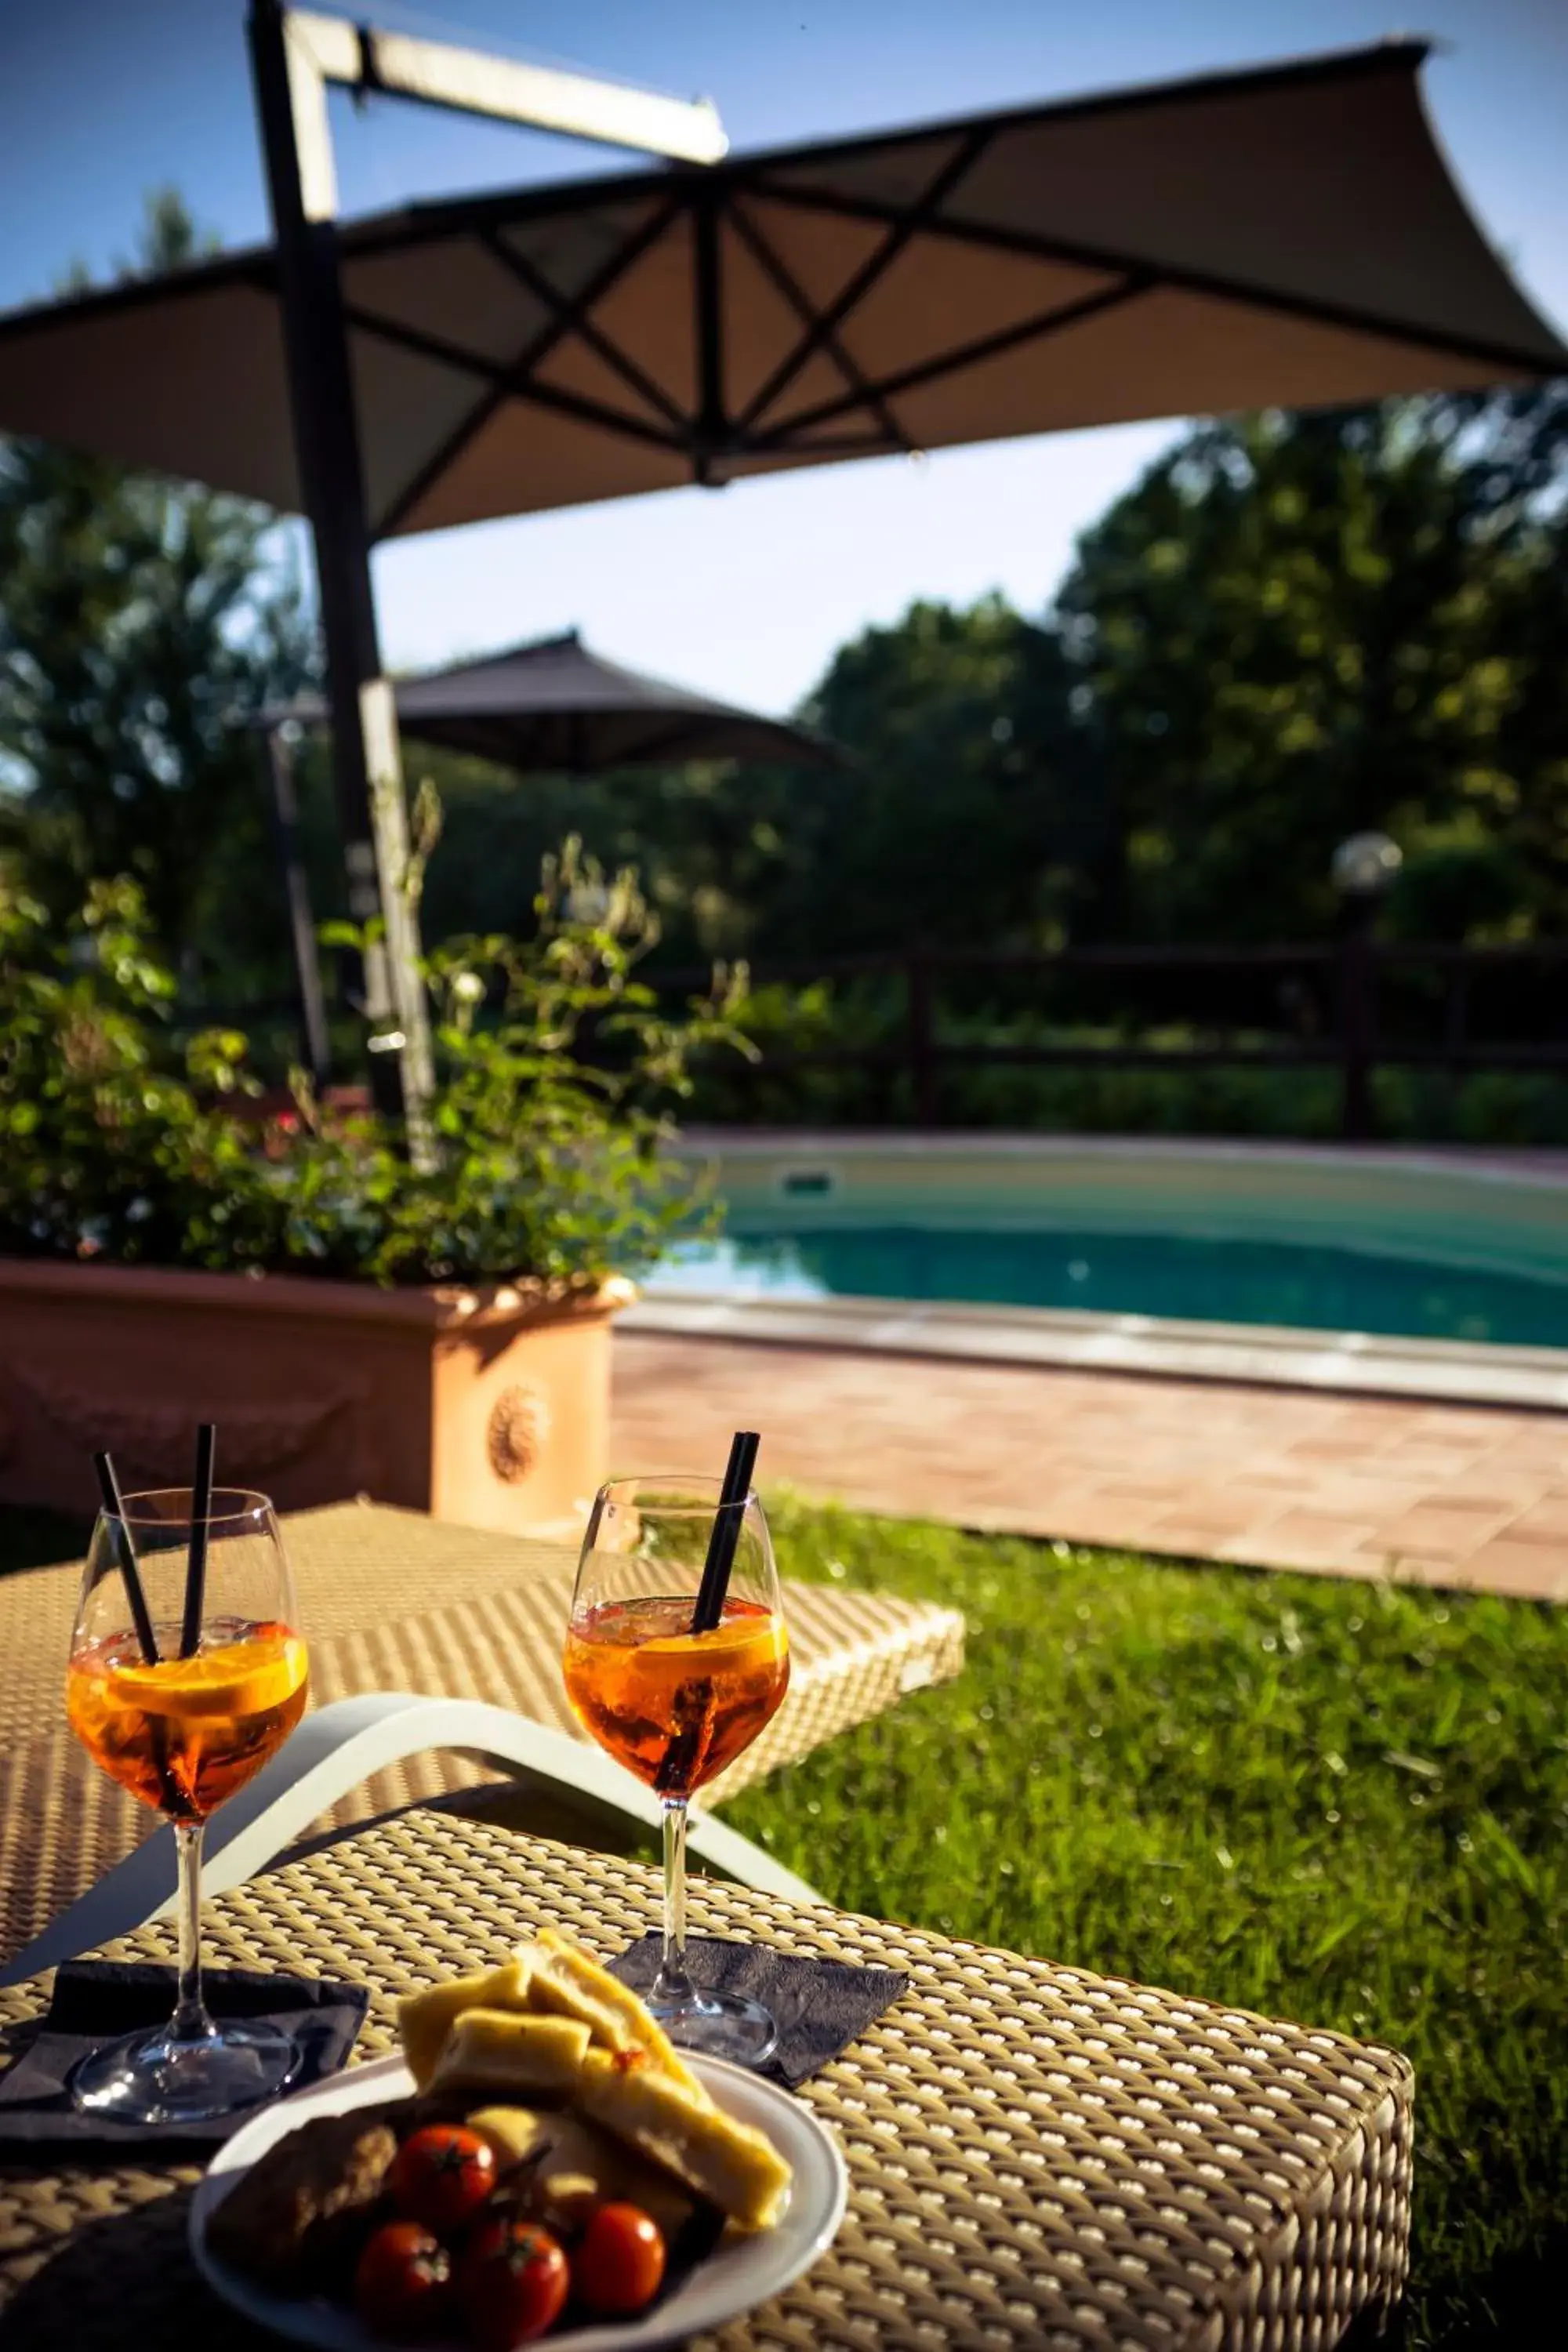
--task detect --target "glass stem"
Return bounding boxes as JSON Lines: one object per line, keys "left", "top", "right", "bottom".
{"left": 652, "top": 1798, "right": 697, "bottom": 2008}
{"left": 170, "top": 1819, "right": 215, "bottom": 2045}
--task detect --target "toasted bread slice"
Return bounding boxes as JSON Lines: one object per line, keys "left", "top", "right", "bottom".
{"left": 397, "top": 1957, "right": 535, "bottom": 2090}
{"left": 428, "top": 2009, "right": 590, "bottom": 2100}
{"left": 575, "top": 2047, "right": 791, "bottom": 2230}
{"left": 532, "top": 1927, "right": 704, "bottom": 2097}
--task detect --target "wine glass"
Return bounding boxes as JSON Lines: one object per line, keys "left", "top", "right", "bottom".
{"left": 64, "top": 1487, "right": 310, "bottom": 2123}
{"left": 563, "top": 1475, "right": 789, "bottom": 2066}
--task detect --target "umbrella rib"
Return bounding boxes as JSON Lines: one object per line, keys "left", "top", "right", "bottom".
{"left": 692, "top": 188, "right": 725, "bottom": 480}
{"left": 726, "top": 200, "right": 913, "bottom": 455}
{"left": 732, "top": 122, "right": 993, "bottom": 437}
{"left": 755, "top": 180, "right": 1559, "bottom": 383}
{"left": 343, "top": 299, "right": 682, "bottom": 446}
{"left": 371, "top": 195, "right": 685, "bottom": 536}
{"left": 477, "top": 227, "right": 689, "bottom": 434}
{"left": 751, "top": 274, "right": 1152, "bottom": 448}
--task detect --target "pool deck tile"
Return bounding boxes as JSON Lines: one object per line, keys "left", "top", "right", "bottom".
{"left": 612, "top": 1330, "right": 1568, "bottom": 1602}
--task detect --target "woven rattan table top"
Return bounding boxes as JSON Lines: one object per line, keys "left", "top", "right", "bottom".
{"left": 0, "top": 1805, "right": 1412, "bottom": 2351}
{"left": 0, "top": 1503, "right": 964, "bottom": 1963}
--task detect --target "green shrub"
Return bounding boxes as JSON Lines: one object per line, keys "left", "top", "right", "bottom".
{"left": 686, "top": 979, "right": 1568, "bottom": 1145}
{"left": 0, "top": 847, "right": 746, "bottom": 1287}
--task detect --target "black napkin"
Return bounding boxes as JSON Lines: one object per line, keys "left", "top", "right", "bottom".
{"left": 0, "top": 1960, "right": 368, "bottom": 2151}
{"left": 610, "top": 1935, "right": 906, "bottom": 2089}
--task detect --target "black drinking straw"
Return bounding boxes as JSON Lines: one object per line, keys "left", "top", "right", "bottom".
{"left": 93, "top": 1451, "right": 159, "bottom": 1666}
{"left": 691, "top": 1429, "right": 760, "bottom": 1635}
{"left": 655, "top": 1432, "right": 763, "bottom": 1795}
{"left": 180, "top": 1422, "right": 217, "bottom": 1659}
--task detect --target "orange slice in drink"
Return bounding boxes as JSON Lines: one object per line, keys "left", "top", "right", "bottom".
{"left": 639, "top": 1616, "right": 784, "bottom": 1672}
{"left": 111, "top": 1632, "right": 308, "bottom": 1719}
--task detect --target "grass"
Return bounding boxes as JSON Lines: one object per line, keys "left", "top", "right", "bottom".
{"left": 6, "top": 1495, "right": 1566, "bottom": 2343}
{"left": 720, "top": 1496, "right": 1568, "bottom": 2352}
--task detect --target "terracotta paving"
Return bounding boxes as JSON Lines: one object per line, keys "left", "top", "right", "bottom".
{"left": 612, "top": 1332, "right": 1568, "bottom": 1601}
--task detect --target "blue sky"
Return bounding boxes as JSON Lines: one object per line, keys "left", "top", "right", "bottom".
{"left": 3, "top": 0, "right": 1566, "bottom": 713}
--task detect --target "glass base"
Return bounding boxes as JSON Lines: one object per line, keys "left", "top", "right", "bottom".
{"left": 650, "top": 1988, "right": 778, "bottom": 2068}
{"left": 71, "top": 2016, "right": 300, "bottom": 2125}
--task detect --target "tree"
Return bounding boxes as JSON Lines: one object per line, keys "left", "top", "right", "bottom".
{"left": 0, "top": 192, "right": 317, "bottom": 991}
{"left": 1055, "top": 385, "right": 1568, "bottom": 946}
{"left": 757, "top": 594, "right": 1106, "bottom": 958}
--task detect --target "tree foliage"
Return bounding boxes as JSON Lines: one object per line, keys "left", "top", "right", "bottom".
{"left": 1056, "top": 387, "right": 1568, "bottom": 944}
{"left": 0, "top": 193, "right": 316, "bottom": 985}
{"left": 421, "top": 594, "right": 1105, "bottom": 969}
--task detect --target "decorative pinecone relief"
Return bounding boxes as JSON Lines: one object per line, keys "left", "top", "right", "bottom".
{"left": 486, "top": 1385, "right": 551, "bottom": 1483}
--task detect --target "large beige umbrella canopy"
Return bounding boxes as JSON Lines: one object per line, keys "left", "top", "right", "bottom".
{"left": 0, "top": 40, "right": 1561, "bottom": 535}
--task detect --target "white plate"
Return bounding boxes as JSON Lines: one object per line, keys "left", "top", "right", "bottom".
{"left": 190, "top": 2051, "right": 848, "bottom": 2351}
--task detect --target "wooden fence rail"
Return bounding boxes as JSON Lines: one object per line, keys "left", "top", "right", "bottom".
{"left": 650, "top": 937, "right": 1568, "bottom": 1140}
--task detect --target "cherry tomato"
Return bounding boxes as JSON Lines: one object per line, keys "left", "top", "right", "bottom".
{"left": 387, "top": 2122, "right": 498, "bottom": 2233}
{"left": 457, "top": 2216, "right": 570, "bottom": 2351}
{"left": 354, "top": 2220, "right": 453, "bottom": 2342}
{"left": 572, "top": 2202, "right": 667, "bottom": 2318}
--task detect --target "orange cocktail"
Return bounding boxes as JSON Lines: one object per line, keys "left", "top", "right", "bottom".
{"left": 66, "top": 1616, "right": 309, "bottom": 1823}
{"left": 564, "top": 1595, "right": 789, "bottom": 1797}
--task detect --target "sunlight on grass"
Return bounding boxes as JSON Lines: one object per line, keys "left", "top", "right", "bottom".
{"left": 724, "top": 1494, "right": 1568, "bottom": 2350}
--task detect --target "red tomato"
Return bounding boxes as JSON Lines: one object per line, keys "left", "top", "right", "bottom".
{"left": 387, "top": 2123, "right": 498, "bottom": 2233}
{"left": 354, "top": 2220, "right": 453, "bottom": 2341}
{"left": 457, "top": 2216, "right": 570, "bottom": 2351}
{"left": 572, "top": 2203, "right": 667, "bottom": 2318}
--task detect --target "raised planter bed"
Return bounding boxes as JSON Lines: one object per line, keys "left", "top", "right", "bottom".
{"left": 0, "top": 1259, "right": 633, "bottom": 1539}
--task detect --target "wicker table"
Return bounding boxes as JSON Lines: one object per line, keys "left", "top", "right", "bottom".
{"left": 0, "top": 1803, "right": 1412, "bottom": 2350}
{"left": 0, "top": 1501, "right": 964, "bottom": 1965}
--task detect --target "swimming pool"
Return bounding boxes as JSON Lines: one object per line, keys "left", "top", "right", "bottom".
{"left": 652, "top": 1136, "right": 1568, "bottom": 1351}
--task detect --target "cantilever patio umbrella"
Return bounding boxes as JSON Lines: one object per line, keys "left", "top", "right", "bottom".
{"left": 270, "top": 630, "right": 840, "bottom": 771}
{"left": 0, "top": 34, "right": 1562, "bottom": 1103}
{"left": 0, "top": 40, "right": 1560, "bottom": 528}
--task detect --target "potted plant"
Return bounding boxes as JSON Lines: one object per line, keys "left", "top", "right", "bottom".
{"left": 0, "top": 843, "right": 745, "bottom": 1537}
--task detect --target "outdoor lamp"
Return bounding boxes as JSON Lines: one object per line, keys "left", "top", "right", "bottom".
{"left": 1330, "top": 831, "right": 1403, "bottom": 899}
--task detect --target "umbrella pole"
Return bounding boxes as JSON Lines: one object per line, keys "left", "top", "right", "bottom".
{"left": 261, "top": 725, "right": 332, "bottom": 1090}
{"left": 247, "top": 0, "right": 434, "bottom": 1152}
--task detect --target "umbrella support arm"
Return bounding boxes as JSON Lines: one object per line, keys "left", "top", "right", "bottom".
{"left": 245, "top": 2, "right": 733, "bottom": 1145}
{"left": 249, "top": 1, "right": 435, "bottom": 1143}
{"left": 262, "top": 724, "right": 332, "bottom": 1089}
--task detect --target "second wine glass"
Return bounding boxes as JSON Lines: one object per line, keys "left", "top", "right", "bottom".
{"left": 563, "top": 1475, "right": 789, "bottom": 2065}
{"left": 64, "top": 1487, "right": 309, "bottom": 2124}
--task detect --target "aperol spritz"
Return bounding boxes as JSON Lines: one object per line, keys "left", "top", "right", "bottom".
{"left": 66, "top": 1488, "right": 308, "bottom": 2123}
{"left": 564, "top": 1475, "right": 788, "bottom": 2063}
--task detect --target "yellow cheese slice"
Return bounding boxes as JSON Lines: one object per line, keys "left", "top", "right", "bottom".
{"left": 428, "top": 2009, "right": 590, "bottom": 2100}
{"left": 465, "top": 2104, "right": 550, "bottom": 2172}
{"left": 533, "top": 1927, "right": 704, "bottom": 2097}
{"left": 397, "top": 1957, "right": 534, "bottom": 2089}
{"left": 575, "top": 2047, "right": 791, "bottom": 2230}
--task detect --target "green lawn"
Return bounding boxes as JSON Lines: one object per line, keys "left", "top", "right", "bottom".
{"left": 7, "top": 1496, "right": 1566, "bottom": 2345}
{"left": 723, "top": 1496, "right": 1568, "bottom": 2352}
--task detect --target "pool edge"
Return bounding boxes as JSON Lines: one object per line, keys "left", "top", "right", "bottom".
{"left": 622, "top": 1290, "right": 1568, "bottom": 1411}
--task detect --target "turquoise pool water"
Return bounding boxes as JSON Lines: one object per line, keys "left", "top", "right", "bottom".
{"left": 650, "top": 1143, "right": 1568, "bottom": 1348}
{"left": 653, "top": 1225, "right": 1568, "bottom": 1346}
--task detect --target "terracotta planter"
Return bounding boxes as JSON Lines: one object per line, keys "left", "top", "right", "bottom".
{"left": 0, "top": 1258, "right": 633, "bottom": 1540}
